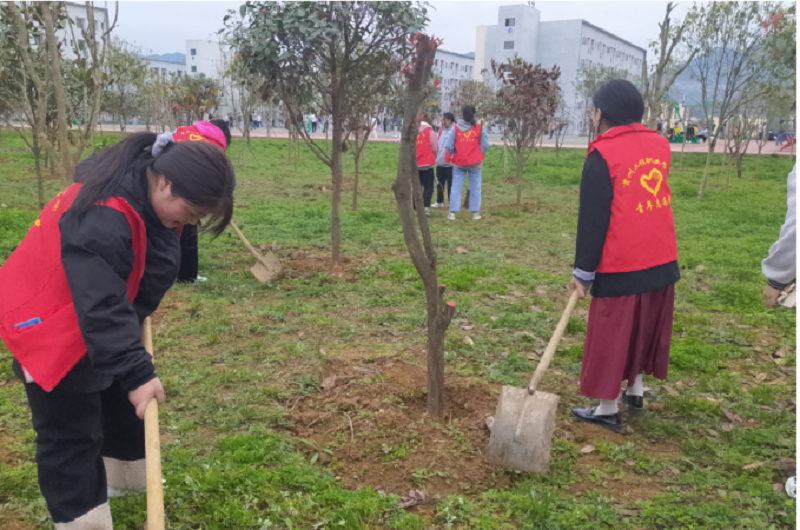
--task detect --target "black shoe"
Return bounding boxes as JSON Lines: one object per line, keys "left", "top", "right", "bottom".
{"left": 622, "top": 393, "right": 644, "bottom": 415}
{"left": 570, "top": 407, "right": 623, "bottom": 432}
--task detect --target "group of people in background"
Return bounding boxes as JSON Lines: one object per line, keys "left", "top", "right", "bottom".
{"left": 416, "top": 105, "right": 490, "bottom": 220}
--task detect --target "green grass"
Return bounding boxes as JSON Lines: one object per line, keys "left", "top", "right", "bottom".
{"left": 0, "top": 129, "right": 795, "bottom": 529}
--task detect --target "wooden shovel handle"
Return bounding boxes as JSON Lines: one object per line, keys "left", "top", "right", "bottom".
{"left": 142, "top": 317, "right": 165, "bottom": 530}
{"left": 229, "top": 220, "right": 272, "bottom": 269}
{"left": 527, "top": 290, "right": 580, "bottom": 395}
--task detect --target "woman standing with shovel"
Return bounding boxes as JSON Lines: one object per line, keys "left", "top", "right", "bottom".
{"left": 569, "top": 79, "right": 680, "bottom": 432}
{"left": 0, "top": 132, "right": 235, "bottom": 529}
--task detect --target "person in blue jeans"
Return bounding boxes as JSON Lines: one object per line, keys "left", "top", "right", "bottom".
{"left": 443, "top": 105, "right": 490, "bottom": 220}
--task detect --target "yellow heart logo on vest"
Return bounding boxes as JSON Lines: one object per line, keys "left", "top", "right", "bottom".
{"left": 640, "top": 169, "right": 663, "bottom": 197}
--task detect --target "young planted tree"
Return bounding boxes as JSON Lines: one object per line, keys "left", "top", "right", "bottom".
{"left": 573, "top": 64, "right": 626, "bottom": 142}
{"left": 488, "top": 55, "right": 560, "bottom": 204}
{"left": 640, "top": 2, "right": 700, "bottom": 129}
{"left": 224, "top": 1, "right": 428, "bottom": 263}
{"left": 687, "top": 1, "right": 792, "bottom": 197}
{"left": 103, "top": 38, "right": 149, "bottom": 133}
{"left": 448, "top": 78, "right": 494, "bottom": 115}
{"left": 392, "top": 33, "right": 455, "bottom": 419}
{"left": 344, "top": 76, "right": 385, "bottom": 211}
{"left": 552, "top": 93, "right": 572, "bottom": 157}
{"left": 7, "top": 1, "right": 118, "bottom": 186}
{"left": 218, "top": 47, "right": 265, "bottom": 167}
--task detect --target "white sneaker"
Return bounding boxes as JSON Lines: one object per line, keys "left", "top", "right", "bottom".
{"left": 447, "top": 213, "right": 456, "bottom": 220}
{"left": 425, "top": 207, "right": 430, "bottom": 216}
{"left": 472, "top": 213, "right": 481, "bottom": 220}
{"left": 431, "top": 203, "right": 444, "bottom": 209}
{"left": 193, "top": 276, "right": 207, "bottom": 285}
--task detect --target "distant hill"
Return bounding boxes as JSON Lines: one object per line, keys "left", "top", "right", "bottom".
{"left": 143, "top": 53, "right": 186, "bottom": 64}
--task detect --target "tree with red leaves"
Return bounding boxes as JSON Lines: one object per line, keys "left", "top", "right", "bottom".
{"left": 488, "top": 55, "right": 561, "bottom": 205}
{"left": 392, "top": 33, "right": 456, "bottom": 419}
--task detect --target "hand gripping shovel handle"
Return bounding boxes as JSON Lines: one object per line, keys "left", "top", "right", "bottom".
{"left": 142, "top": 318, "right": 165, "bottom": 530}
{"left": 527, "top": 290, "right": 580, "bottom": 395}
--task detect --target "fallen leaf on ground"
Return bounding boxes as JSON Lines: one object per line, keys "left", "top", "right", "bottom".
{"left": 753, "top": 346, "right": 763, "bottom": 353}
{"left": 490, "top": 316, "right": 498, "bottom": 321}
{"left": 625, "top": 460, "right": 635, "bottom": 466}
{"left": 774, "top": 483, "right": 785, "bottom": 492}
{"left": 512, "top": 291, "right": 526, "bottom": 298}
{"left": 663, "top": 385, "right": 679, "bottom": 396}
{"left": 696, "top": 265, "right": 705, "bottom": 271}
{"left": 580, "top": 444, "right": 595, "bottom": 454}
{"left": 526, "top": 351, "right": 541, "bottom": 361}
{"left": 754, "top": 373, "right": 768, "bottom": 382}
{"left": 706, "top": 397, "right": 724, "bottom": 403}
{"left": 500, "top": 351, "right": 510, "bottom": 357}
{"left": 721, "top": 424, "right": 733, "bottom": 431}
{"left": 461, "top": 325, "right": 474, "bottom": 331}
{"left": 707, "top": 429, "right": 719, "bottom": 437}
{"left": 484, "top": 416, "right": 495, "bottom": 430}
{"left": 463, "top": 336, "right": 475, "bottom": 346}
{"left": 773, "top": 358, "right": 787, "bottom": 366}
{"left": 561, "top": 233, "right": 569, "bottom": 238}
{"left": 455, "top": 246, "right": 469, "bottom": 254}
{"left": 675, "top": 380, "right": 684, "bottom": 386}
{"left": 321, "top": 376, "right": 337, "bottom": 391}
{"left": 773, "top": 349, "right": 786, "bottom": 358}
{"left": 736, "top": 324, "right": 753, "bottom": 329}
{"left": 742, "top": 462, "right": 764, "bottom": 470}
{"left": 721, "top": 408, "right": 739, "bottom": 423}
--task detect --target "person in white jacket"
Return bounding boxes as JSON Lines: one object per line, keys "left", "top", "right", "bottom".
{"left": 762, "top": 164, "right": 796, "bottom": 307}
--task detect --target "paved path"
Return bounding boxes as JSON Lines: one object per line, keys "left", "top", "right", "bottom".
{"left": 95, "top": 124, "right": 796, "bottom": 157}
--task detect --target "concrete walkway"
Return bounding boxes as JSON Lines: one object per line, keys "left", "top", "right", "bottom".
{"left": 95, "top": 124, "right": 796, "bottom": 157}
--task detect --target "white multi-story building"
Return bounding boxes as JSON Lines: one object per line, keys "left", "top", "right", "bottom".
{"left": 432, "top": 49, "right": 475, "bottom": 113}
{"left": 143, "top": 58, "right": 186, "bottom": 78}
{"left": 475, "top": 4, "right": 646, "bottom": 132}
{"left": 186, "top": 39, "right": 228, "bottom": 78}
{"left": 58, "top": 2, "right": 110, "bottom": 61}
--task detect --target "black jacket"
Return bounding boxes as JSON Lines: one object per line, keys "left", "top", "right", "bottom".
{"left": 13, "top": 160, "right": 180, "bottom": 392}
{"left": 574, "top": 151, "right": 680, "bottom": 298}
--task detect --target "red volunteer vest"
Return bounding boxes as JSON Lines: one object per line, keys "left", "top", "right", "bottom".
{"left": 437, "top": 128, "right": 453, "bottom": 163}
{"left": 0, "top": 184, "right": 147, "bottom": 391}
{"left": 416, "top": 127, "right": 435, "bottom": 167}
{"left": 587, "top": 123, "right": 678, "bottom": 273}
{"left": 452, "top": 124, "right": 483, "bottom": 167}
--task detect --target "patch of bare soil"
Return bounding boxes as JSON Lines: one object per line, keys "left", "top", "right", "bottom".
{"left": 0, "top": 430, "right": 25, "bottom": 466}
{"left": 282, "top": 252, "right": 362, "bottom": 281}
{"left": 286, "top": 358, "right": 508, "bottom": 500}
{"left": 0, "top": 507, "right": 36, "bottom": 530}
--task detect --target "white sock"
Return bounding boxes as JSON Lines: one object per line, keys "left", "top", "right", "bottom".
{"left": 626, "top": 373, "right": 644, "bottom": 397}
{"left": 595, "top": 399, "right": 619, "bottom": 416}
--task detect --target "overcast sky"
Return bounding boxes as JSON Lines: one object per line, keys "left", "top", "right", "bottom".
{"left": 113, "top": 1, "right": 694, "bottom": 56}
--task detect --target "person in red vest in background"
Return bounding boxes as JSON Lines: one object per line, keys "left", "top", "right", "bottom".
{"left": 0, "top": 131, "right": 235, "bottom": 529}
{"left": 432, "top": 112, "right": 456, "bottom": 210}
{"left": 444, "top": 105, "right": 490, "bottom": 220}
{"left": 176, "top": 119, "right": 232, "bottom": 284}
{"left": 569, "top": 79, "right": 680, "bottom": 432}
{"left": 416, "top": 112, "right": 439, "bottom": 215}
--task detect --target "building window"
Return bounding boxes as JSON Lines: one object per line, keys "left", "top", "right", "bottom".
{"left": 76, "top": 17, "right": 86, "bottom": 29}
{"left": 101, "top": 22, "right": 104, "bottom": 30}
{"left": 504, "top": 41, "right": 514, "bottom": 50}
{"left": 191, "top": 66, "right": 197, "bottom": 73}
{"left": 504, "top": 18, "right": 515, "bottom": 27}
{"left": 190, "top": 48, "right": 197, "bottom": 56}
{"left": 582, "top": 37, "right": 587, "bottom": 45}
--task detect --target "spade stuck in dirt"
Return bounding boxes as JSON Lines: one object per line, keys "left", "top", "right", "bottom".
{"left": 229, "top": 221, "right": 282, "bottom": 282}
{"left": 486, "top": 290, "right": 579, "bottom": 473}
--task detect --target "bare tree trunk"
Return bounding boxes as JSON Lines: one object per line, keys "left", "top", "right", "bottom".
{"left": 698, "top": 138, "right": 717, "bottom": 197}
{"left": 352, "top": 154, "right": 360, "bottom": 211}
{"left": 330, "top": 98, "right": 344, "bottom": 263}
{"left": 516, "top": 151, "right": 524, "bottom": 205}
{"left": 32, "top": 133, "right": 44, "bottom": 209}
{"left": 391, "top": 36, "right": 455, "bottom": 419}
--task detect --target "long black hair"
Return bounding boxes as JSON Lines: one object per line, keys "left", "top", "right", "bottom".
{"left": 209, "top": 118, "right": 232, "bottom": 149}
{"left": 462, "top": 105, "right": 477, "bottom": 126}
{"left": 592, "top": 79, "right": 644, "bottom": 127}
{"left": 71, "top": 133, "right": 236, "bottom": 235}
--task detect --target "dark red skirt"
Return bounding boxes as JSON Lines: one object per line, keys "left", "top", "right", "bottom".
{"left": 579, "top": 285, "right": 675, "bottom": 400}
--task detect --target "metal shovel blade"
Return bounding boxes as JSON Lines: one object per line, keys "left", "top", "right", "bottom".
{"left": 249, "top": 250, "right": 282, "bottom": 283}
{"left": 486, "top": 385, "right": 559, "bottom": 473}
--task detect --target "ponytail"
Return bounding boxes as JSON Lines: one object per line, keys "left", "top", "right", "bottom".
{"left": 462, "top": 105, "right": 476, "bottom": 127}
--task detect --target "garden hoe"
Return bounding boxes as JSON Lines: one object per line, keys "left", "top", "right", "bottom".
{"left": 142, "top": 317, "right": 165, "bottom": 530}
{"left": 229, "top": 220, "right": 282, "bottom": 283}
{"left": 487, "top": 290, "right": 579, "bottom": 473}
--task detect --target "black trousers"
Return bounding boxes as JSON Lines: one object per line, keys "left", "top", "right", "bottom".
{"left": 436, "top": 166, "right": 453, "bottom": 204}
{"left": 25, "top": 380, "right": 144, "bottom": 524}
{"left": 418, "top": 168, "right": 435, "bottom": 208}
{"left": 177, "top": 224, "right": 199, "bottom": 283}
